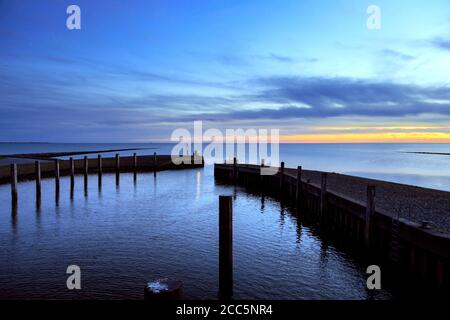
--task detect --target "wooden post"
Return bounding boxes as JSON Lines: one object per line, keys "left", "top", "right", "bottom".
{"left": 115, "top": 153, "right": 120, "bottom": 185}
{"left": 98, "top": 154, "right": 102, "bottom": 188}
{"left": 219, "top": 195, "right": 233, "bottom": 300}
{"left": 320, "top": 172, "right": 327, "bottom": 216}
{"left": 259, "top": 160, "right": 264, "bottom": 184}
{"left": 133, "top": 153, "right": 137, "bottom": 181}
{"left": 233, "top": 157, "right": 237, "bottom": 183}
{"left": 365, "top": 185, "right": 376, "bottom": 249}
{"left": 55, "top": 160, "right": 60, "bottom": 203}
{"left": 70, "top": 157, "right": 75, "bottom": 197}
{"left": 296, "top": 166, "right": 302, "bottom": 203}
{"left": 11, "top": 164, "right": 18, "bottom": 207}
{"left": 279, "top": 162, "right": 285, "bottom": 189}
{"left": 35, "top": 161, "right": 41, "bottom": 203}
{"left": 84, "top": 156, "right": 88, "bottom": 191}
{"left": 153, "top": 152, "right": 157, "bottom": 176}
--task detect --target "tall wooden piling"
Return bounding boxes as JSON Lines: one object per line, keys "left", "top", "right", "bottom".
{"left": 115, "top": 154, "right": 120, "bottom": 185}
{"left": 365, "top": 185, "right": 376, "bottom": 249}
{"left": 279, "top": 162, "right": 285, "bottom": 189}
{"left": 55, "top": 160, "right": 60, "bottom": 203}
{"left": 11, "top": 164, "right": 18, "bottom": 207}
{"left": 84, "top": 156, "right": 88, "bottom": 191}
{"left": 260, "top": 160, "right": 264, "bottom": 184}
{"left": 153, "top": 152, "right": 157, "bottom": 176}
{"left": 35, "top": 161, "right": 41, "bottom": 203}
{"left": 296, "top": 166, "right": 302, "bottom": 203}
{"left": 320, "top": 172, "right": 327, "bottom": 216}
{"left": 133, "top": 153, "right": 137, "bottom": 181}
{"left": 233, "top": 157, "right": 237, "bottom": 183}
{"left": 219, "top": 195, "right": 233, "bottom": 300}
{"left": 70, "top": 157, "right": 75, "bottom": 197}
{"left": 98, "top": 154, "right": 102, "bottom": 188}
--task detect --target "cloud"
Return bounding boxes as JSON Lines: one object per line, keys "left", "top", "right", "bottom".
{"left": 178, "top": 77, "right": 450, "bottom": 121}
{"left": 381, "top": 49, "right": 415, "bottom": 61}
{"left": 431, "top": 37, "right": 450, "bottom": 51}
{"left": 266, "top": 53, "right": 295, "bottom": 63}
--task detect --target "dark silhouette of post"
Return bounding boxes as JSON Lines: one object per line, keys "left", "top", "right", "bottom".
{"left": 153, "top": 152, "right": 157, "bottom": 176}
{"left": 133, "top": 153, "right": 137, "bottom": 181}
{"left": 259, "top": 159, "right": 264, "bottom": 184}
{"left": 320, "top": 172, "right": 327, "bottom": 216}
{"left": 55, "top": 160, "right": 60, "bottom": 203}
{"left": 115, "top": 153, "right": 120, "bottom": 185}
{"left": 279, "top": 162, "right": 285, "bottom": 189}
{"left": 296, "top": 166, "right": 302, "bottom": 203}
{"left": 84, "top": 156, "right": 88, "bottom": 192}
{"left": 233, "top": 157, "right": 237, "bottom": 183}
{"left": 11, "top": 164, "right": 17, "bottom": 207}
{"left": 365, "top": 185, "right": 376, "bottom": 249}
{"left": 219, "top": 195, "right": 233, "bottom": 300}
{"left": 98, "top": 154, "right": 102, "bottom": 189}
{"left": 70, "top": 157, "right": 75, "bottom": 197}
{"left": 35, "top": 161, "right": 41, "bottom": 205}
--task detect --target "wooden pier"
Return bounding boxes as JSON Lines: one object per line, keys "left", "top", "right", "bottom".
{"left": 0, "top": 155, "right": 203, "bottom": 185}
{"left": 214, "top": 162, "right": 450, "bottom": 289}
{"left": 0, "top": 154, "right": 203, "bottom": 205}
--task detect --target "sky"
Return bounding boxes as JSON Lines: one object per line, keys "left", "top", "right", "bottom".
{"left": 1, "top": 0, "right": 450, "bottom": 143}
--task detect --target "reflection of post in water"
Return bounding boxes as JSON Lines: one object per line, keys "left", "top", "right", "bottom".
{"left": 11, "top": 204, "right": 18, "bottom": 231}
{"left": 260, "top": 193, "right": 265, "bottom": 212}
{"left": 279, "top": 200, "right": 286, "bottom": 226}
{"left": 295, "top": 211, "right": 302, "bottom": 244}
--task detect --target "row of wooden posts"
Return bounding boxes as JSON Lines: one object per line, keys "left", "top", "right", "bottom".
{"left": 10, "top": 152, "right": 159, "bottom": 207}
{"left": 229, "top": 158, "right": 376, "bottom": 249}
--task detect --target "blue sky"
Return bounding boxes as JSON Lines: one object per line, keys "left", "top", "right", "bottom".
{"left": 1, "top": 0, "right": 450, "bottom": 142}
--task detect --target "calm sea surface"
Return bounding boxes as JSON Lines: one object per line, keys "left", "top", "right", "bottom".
{"left": 1, "top": 143, "right": 450, "bottom": 191}
{"left": 0, "top": 143, "right": 448, "bottom": 299}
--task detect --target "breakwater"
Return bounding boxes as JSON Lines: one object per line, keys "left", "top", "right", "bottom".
{"left": 214, "top": 162, "right": 450, "bottom": 289}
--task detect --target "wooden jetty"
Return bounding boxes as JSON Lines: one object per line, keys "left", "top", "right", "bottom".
{"left": 0, "top": 154, "right": 203, "bottom": 186}
{"left": 214, "top": 162, "right": 450, "bottom": 288}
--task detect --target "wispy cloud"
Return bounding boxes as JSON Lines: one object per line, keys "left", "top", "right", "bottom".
{"left": 174, "top": 77, "right": 450, "bottom": 121}
{"left": 381, "top": 49, "right": 415, "bottom": 61}
{"left": 431, "top": 37, "right": 450, "bottom": 50}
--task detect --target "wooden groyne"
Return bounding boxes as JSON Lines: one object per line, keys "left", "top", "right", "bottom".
{"left": 214, "top": 162, "right": 450, "bottom": 289}
{"left": 0, "top": 154, "right": 204, "bottom": 203}
{"left": 0, "top": 154, "right": 203, "bottom": 185}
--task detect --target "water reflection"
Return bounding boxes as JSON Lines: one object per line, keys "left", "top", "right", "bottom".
{"left": 0, "top": 168, "right": 396, "bottom": 300}
{"left": 196, "top": 170, "right": 201, "bottom": 201}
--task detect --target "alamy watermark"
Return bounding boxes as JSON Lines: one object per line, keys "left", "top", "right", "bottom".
{"left": 367, "top": 5, "right": 381, "bottom": 30}
{"left": 66, "top": 5, "right": 81, "bottom": 30}
{"left": 170, "top": 121, "right": 280, "bottom": 175}
{"left": 66, "top": 265, "right": 81, "bottom": 290}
